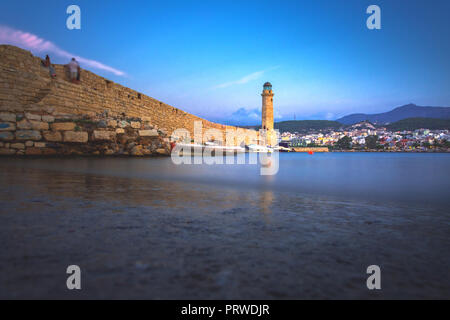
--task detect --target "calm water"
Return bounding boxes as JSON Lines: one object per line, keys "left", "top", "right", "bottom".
{"left": 0, "top": 153, "right": 449, "bottom": 299}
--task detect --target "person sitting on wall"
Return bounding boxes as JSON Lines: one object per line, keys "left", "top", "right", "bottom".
{"left": 41, "top": 55, "right": 56, "bottom": 78}
{"left": 67, "top": 58, "right": 80, "bottom": 83}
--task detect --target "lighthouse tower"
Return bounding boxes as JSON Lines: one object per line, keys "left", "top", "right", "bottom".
{"left": 261, "top": 82, "right": 276, "bottom": 146}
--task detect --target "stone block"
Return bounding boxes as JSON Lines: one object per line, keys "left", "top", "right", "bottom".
{"left": 16, "top": 130, "right": 42, "bottom": 140}
{"left": 130, "top": 121, "right": 141, "bottom": 129}
{"left": 0, "top": 122, "right": 16, "bottom": 131}
{"left": 43, "top": 106, "right": 55, "bottom": 114}
{"left": 107, "top": 120, "right": 117, "bottom": 128}
{"left": 0, "top": 112, "right": 16, "bottom": 122}
{"left": 0, "top": 132, "right": 14, "bottom": 141}
{"left": 53, "top": 113, "right": 76, "bottom": 120}
{"left": 156, "top": 148, "right": 168, "bottom": 155}
{"left": 11, "top": 143, "right": 25, "bottom": 149}
{"left": 93, "top": 130, "right": 116, "bottom": 141}
{"left": 51, "top": 122, "right": 75, "bottom": 131}
{"left": 43, "top": 131, "right": 62, "bottom": 142}
{"left": 17, "top": 119, "right": 31, "bottom": 129}
{"left": 30, "top": 120, "right": 49, "bottom": 130}
{"left": 42, "top": 115, "right": 55, "bottom": 122}
{"left": 139, "top": 129, "right": 159, "bottom": 137}
{"left": 34, "top": 142, "right": 46, "bottom": 148}
{"left": 115, "top": 128, "right": 125, "bottom": 134}
{"left": 25, "top": 141, "right": 34, "bottom": 147}
{"left": 64, "top": 131, "right": 88, "bottom": 143}
{"left": 25, "top": 113, "right": 41, "bottom": 121}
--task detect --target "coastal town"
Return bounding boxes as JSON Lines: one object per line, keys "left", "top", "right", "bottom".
{"left": 279, "top": 121, "right": 450, "bottom": 152}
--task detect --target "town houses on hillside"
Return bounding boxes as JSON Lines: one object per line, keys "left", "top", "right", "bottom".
{"left": 279, "top": 121, "right": 450, "bottom": 152}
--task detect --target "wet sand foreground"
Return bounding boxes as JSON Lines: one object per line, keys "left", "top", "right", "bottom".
{"left": 0, "top": 155, "right": 449, "bottom": 299}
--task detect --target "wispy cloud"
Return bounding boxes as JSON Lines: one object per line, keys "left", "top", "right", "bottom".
{"left": 0, "top": 25, "right": 125, "bottom": 76}
{"left": 213, "top": 66, "right": 279, "bottom": 89}
{"left": 214, "top": 70, "right": 265, "bottom": 89}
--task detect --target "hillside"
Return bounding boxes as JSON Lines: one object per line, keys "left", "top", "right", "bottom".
{"left": 385, "top": 117, "right": 450, "bottom": 131}
{"left": 337, "top": 104, "right": 450, "bottom": 125}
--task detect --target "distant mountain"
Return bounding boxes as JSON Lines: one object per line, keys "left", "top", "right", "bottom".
{"left": 244, "top": 120, "right": 343, "bottom": 133}
{"left": 336, "top": 104, "right": 450, "bottom": 125}
{"left": 385, "top": 117, "right": 450, "bottom": 131}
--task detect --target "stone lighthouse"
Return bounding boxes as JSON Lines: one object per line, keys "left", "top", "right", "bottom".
{"left": 261, "top": 82, "right": 276, "bottom": 146}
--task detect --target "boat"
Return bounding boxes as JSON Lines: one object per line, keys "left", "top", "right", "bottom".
{"left": 246, "top": 144, "right": 274, "bottom": 153}
{"left": 272, "top": 145, "right": 292, "bottom": 152}
{"left": 173, "top": 142, "right": 246, "bottom": 155}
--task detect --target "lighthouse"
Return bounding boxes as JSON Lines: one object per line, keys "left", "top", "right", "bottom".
{"left": 261, "top": 82, "right": 276, "bottom": 146}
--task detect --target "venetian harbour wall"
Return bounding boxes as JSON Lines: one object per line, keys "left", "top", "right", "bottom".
{"left": 0, "top": 45, "right": 257, "bottom": 156}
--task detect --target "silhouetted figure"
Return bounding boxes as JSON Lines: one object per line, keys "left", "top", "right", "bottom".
{"left": 43, "top": 55, "right": 50, "bottom": 67}
{"left": 41, "top": 55, "right": 56, "bottom": 78}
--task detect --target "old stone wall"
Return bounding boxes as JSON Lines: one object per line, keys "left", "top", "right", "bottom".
{"left": 0, "top": 45, "right": 258, "bottom": 157}
{"left": 0, "top": 109, "right": 170, "bottom": 156}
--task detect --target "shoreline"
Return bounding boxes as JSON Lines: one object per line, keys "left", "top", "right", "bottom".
{"left": 330, "top": 149, "right": 450, "bottom": 153}
{"left": 0, "top": 149, "right": 449, "bottom": 160}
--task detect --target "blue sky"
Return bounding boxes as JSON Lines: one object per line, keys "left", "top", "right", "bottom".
{"left": 1, "top": 0, "right": 449, "bottom": 125}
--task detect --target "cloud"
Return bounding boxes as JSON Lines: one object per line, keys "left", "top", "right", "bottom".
{"left": 213, "top": 66, "right": 279, "bottom": 89}
{"left": 325, "top": 112, "right": 335, "bottom": 120}
{"left": 214, "top": 71, "right": 265, "bottom": 89}
{"left": 0, "top": 25, "right": 125, "bottom": 76}
{"left": 222, "top": 107, "right": 261, "bottom": 126}
{"left": 222, "top": 107, "right": 283, "bottom": 126}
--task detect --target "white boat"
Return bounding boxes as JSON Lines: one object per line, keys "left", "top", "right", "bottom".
{"left": 174, "top": 143, "right": 246, "bottom": 154}
{"left": 246, "top": 144, "right": 274, "bottom": 153}
{"left": 272, "top": 145, "right": 292, "bottom": 152}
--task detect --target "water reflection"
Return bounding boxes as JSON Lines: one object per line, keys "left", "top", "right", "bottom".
{"left": 259, "top": 190, "right": 274, "bottom": 224}
{"left": 0, "top": 162, "right": 277, "bottom": 216}
{"left": 3, "top": 153, "right": 449, "bottom": 208}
